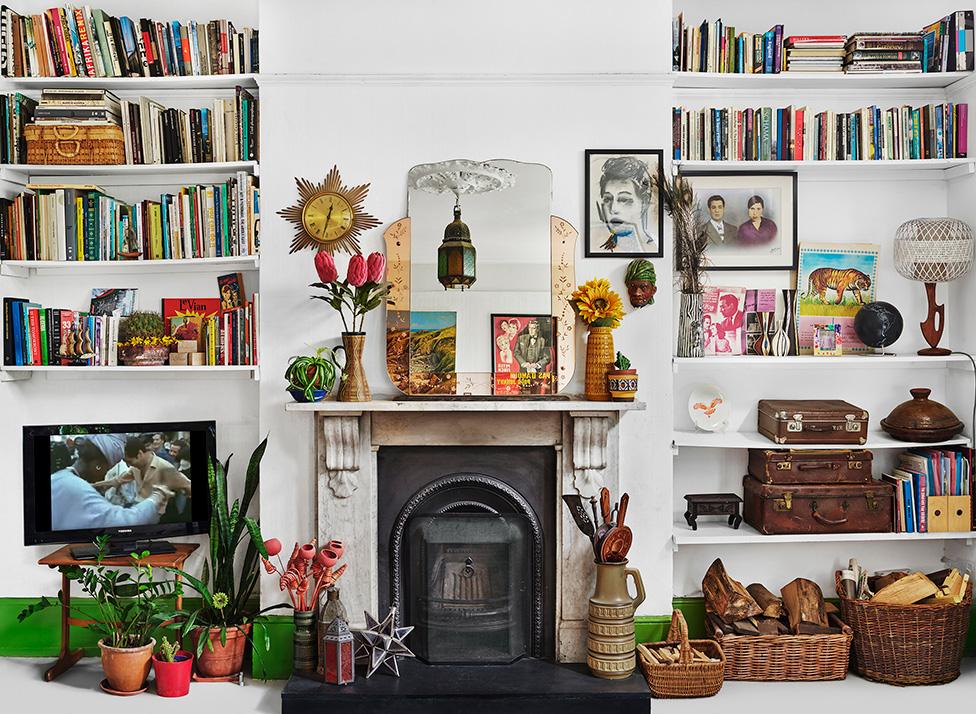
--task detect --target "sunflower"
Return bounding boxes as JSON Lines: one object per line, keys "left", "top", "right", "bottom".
{"left": 570, "top": 278, "right": 624, "bottom": 328}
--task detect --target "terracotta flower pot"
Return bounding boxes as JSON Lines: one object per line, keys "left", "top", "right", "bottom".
{"left": 99, "top": 638, "right": 154, "bottom": 693}
{"left": 607, "top": 369, "right": 639, "bottom": 402}
{"left": 190, "top": 624, "right": 251, "bottom": 678}
{"left": 152, "top": 651, "right": 193, "bottom": 697}
{"left": 119, "top": 344, "right": 170, "bottom": 366}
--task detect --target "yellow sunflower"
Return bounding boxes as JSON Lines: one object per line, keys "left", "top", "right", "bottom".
{"left": 570, "top": 278, "right": 624, "bottom": 328}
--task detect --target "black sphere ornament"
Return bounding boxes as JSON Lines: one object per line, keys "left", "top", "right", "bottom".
{"left": 854, "top": 301, "right": 904, "bottom": 351}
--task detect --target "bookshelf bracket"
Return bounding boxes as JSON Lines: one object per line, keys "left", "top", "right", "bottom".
{"left": 0, "top": 369, "right": 31, "bottom": 382}
{"left": 0, "top": 263, "right": 28, "bottom": 278}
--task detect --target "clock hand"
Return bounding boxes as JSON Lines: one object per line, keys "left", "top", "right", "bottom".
{"left": 322, "top": 204, "right": 334, "bottom": 237}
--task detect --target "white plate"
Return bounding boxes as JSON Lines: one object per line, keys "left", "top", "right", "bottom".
{"left": 688, "top": 385, "right": 730, "bottom": 432}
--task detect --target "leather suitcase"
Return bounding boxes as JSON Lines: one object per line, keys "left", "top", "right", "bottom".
{"left": 742, "top": 475, "right": 894, "bottom": 535}
{"left": 757, "top": 399, "right": 868, "bottom": 445}
{"left": 747, "top": 449, "right": 873, "bottom": 484}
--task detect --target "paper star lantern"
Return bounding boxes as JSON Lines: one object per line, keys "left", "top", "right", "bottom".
{"left": 357, "top": 605, "right": 415, "bottom": 678}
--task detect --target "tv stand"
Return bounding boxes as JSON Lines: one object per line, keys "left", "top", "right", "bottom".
{"left": 70, "top": 539, "right": 177, "bottom": 560}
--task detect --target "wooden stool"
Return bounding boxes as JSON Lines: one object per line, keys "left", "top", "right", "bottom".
{"left": 683, "top": 493, "right": 743, "bottom": 531}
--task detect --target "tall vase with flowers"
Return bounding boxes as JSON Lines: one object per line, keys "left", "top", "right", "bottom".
{"left": 311, "top": 251, "right": 389, "bottom": 402}
{"left": 569, "top": 278, "right": 624, "bottom": 401}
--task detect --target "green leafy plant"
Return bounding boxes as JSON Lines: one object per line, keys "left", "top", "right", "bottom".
{"left": 614, "top": 352, "right": 632, "bottom": 371}
{"left": 18, "top": 535, "right": 177, "bottom": 649}
{"left": 118, "top": 310, "right": 165, "bottom": 343}
{"left": 158, "top": 636, "right": 178, "bottom": 662}
{"left": 285, "top": 348, "right": 337, "bottom": 400}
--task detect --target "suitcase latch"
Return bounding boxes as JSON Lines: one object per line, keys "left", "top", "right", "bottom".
{"left": 848, "top": 460, "right": 862, "bottom": 469}
{"left": 773, "top": 492, "right": 793, "bottom": 511}
{"left": 787, "top": 420, "right": 803, "bottom": 433}
{"left": 845, "top": 415, "right": 861, "bottom": 432}
{"left": 864, "top": 492, "right": 880, "bottom": 511}
{"left": 775, "top": 462, "right": 792, "bottom": 471}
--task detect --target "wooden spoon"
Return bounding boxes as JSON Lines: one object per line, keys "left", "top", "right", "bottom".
{"left": 601, "top": 493, "right": 633, "bottom": 563}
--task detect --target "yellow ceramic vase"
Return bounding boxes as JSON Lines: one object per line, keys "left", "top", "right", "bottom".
{"left": 584, "top": 326, "right": 614, "bottom": 401}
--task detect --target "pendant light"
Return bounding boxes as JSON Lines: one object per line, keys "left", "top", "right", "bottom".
{"left": 437, "top": 199, "right": 477, "bottom": 290}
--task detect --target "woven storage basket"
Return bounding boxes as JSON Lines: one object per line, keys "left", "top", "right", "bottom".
{"left": 25, "top": 124, "right": 125, "bottom": 165}
{"left": 637, "top": 610, "right": 724, "bottom": 698}
{"left": 834, "top": 571, "right": 973, "bottom": 686}
{"left": 706, "top": 613, "right": 852, "bottom": 681}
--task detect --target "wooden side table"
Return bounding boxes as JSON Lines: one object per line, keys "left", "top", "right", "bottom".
{"left": 38, "top": 543, "right": 198, "bottom": 682}
{"left": 683, "top": 493, "right": 743, "bottom": 531}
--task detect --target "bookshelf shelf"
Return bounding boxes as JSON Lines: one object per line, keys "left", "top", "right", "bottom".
{"left": 673, "top": 158, "right": 976, "bottom": 178}
{"left": 672, "top": 71, "right": 973, "bottom": 91}
{"left": 0, "top": 74, "right": 259, "bottom": 92}
{"left": 0, "top": 365, "right": 259, "bottom": 382}
{"left": 673, "top": 354, "right": 970, "bottom": 372}
{"left": 672, "top": 429, "right": 971, "bottom": 452}
{"left": 671, "top": 520, "right": 974, "bottom": 548}
{"left": 0, "top": 161, "right": 258, "bottom": 183}
{"left": 0, "top": 255, "right": 259, "bottom": 278}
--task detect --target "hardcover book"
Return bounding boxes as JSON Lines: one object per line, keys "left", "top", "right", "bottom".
{"left": 162, "top": 297, "right": 219, "bottom": 351}
{"left": 90, "top": 288, "right": 137, "bottom": 316}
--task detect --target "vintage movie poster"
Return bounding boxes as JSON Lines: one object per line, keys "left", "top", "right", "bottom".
{"left": 701, "top": 286, "right": 746, "bottom": 355}
{"left": 162, "top": 298, "right": 220, "bottom": 351}
{"left": 491, "top": 314, "right": 556, "bottom": 395}
{"left": 795, "top": 243, "right": 879, "bottom": 354}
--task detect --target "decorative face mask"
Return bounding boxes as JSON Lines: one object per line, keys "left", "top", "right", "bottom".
{"left": 624, "top": 258, "right": 657, "bottom": 308}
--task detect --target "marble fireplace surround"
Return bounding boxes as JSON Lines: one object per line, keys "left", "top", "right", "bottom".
{"left": 286, "top": 399, "right": 644, "bottom": 662}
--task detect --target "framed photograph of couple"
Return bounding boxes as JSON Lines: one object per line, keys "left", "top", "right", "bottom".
{"left": 682, "top": 171, "right": 798, "bottom": 270}
{"left": 491, "top": 314, "right": 557, "bottom": 396}
{"left": 585, "top": 149, "right": 664, "bottom": 258}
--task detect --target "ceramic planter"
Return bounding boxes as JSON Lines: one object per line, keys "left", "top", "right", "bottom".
{"left": 99, "top": 638, "right": 154, "bottom": 693}
{"left": 676, "top": 292, "right": 704, "bottom": 358}
{"left": 336, "top": 332, "right": 370, "bottom": 402}
{"left": 584, "top": 326, "right": 615, "bottom": 401}
{"left": 119, "top": 344, "right": 170, "bottom": 366}
{"left": 152, "top": 651, "right": 193, "bottom": 697}
{"left": 293, "top": 610, "right": 317, "bottom": 672}
{"left": 288, "top": 388, "right": 327, "bottom": 403}
{"left": 190, "top": 624, "right": 250, "bottom": 678}
{"left": 606, "top": 369, "right": 638, "bottom": 402}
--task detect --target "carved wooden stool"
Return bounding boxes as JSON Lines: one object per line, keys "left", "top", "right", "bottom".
{"left": 683, "top": 493, "right": 743, "bottom": 531}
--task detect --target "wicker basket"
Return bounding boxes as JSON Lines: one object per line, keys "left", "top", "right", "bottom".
{"left": 25, "top": 124, "right": 125, "bottom": 165}
{"left": 834, "top": 571, "right": 973, "bottom": 686}
{"left": 707, "top": 614, "right": 852, "bottom": 681}
{"left": 636, "top": 610, "right": 725, "bottom": 698}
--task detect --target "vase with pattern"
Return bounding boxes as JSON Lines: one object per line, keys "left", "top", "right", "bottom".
{"left": 585, "top": 326, "right": 615, "bottom": 401}
{"left": 676, "top": 293, "right": 703, "bottom": 358}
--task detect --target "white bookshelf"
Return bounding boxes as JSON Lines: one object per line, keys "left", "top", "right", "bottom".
{"left": 672, "top": 429, "right": 971, "bottom": 451}
{"left": 0, "top": 255, "right": 259, "bottom": 278}
{"left": 672, "top": 520, "right": 975, "bottom": 548}
{"left": 673, "top": 354, "right": 971, "bottom": 371}
{"left": 672, "top": 71, "right": 973, "bottom": 91}
{"left": 0, "top": 365, "right": 259, "bottom": 382}
{"left": 0, "top": 74, "right": 259, "bottom": 92}
{"left": 673, "top": 158, "right": 976, "bottom": 179}
{"left": 0, "top": 161, "right": 258, "bottom": 184}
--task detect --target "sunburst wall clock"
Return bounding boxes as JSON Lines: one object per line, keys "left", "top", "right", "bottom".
{"left": 279, "top": 165, "right": 382, "bottom": 255}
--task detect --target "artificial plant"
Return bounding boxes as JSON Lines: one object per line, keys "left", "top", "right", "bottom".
{"left": 310, "top": 251, "right": 389, "bottom": 333}
{"left": 569, "top": 278, "right": 625, "bottom": 329}
{"left": 284, "top": 347, "right": 338, "bottom": 400}
{"left": 613, "top": 352, "right": 632, "bottom": 371}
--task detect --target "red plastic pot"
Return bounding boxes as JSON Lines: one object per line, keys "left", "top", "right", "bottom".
{"left": 152, "top": 651, "right": 193, "bottom": 697}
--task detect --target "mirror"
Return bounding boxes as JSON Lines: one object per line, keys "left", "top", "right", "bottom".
{"left": 385, "top": 159, "right": 577, "bottom": 397}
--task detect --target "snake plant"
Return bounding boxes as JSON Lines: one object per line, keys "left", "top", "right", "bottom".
{"left": 284, "top": 347, "right": 337, "bottom": 401}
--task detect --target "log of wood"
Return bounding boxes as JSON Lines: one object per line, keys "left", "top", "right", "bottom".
{"left": 781, "top": 578, "right": 828, "bottom": 634}
{"left": 732, "top": 618, "right": 760, "bottom": 636}
{"left": 926, "top": 568, "right": 953, "bottom": 586}
{"left": 747, "top": 583, "right": 784, "bottom": 619}
{"left": 756, "top": 617, "right": 784, "bottom": 635}
{"left": 870, "top": 572, "right": 940, "bottom": 605}
{"left": 869, "top": 571, "right": 908, "bottom": 592}
{"left": 702, "top": 558, "right": 762, "bottom": 624}
{"left": 824, "top": 601, "right": 840, "bottom": 616}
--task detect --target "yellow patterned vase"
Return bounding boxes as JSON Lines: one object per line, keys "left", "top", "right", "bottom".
{"left": 584, "top": 326, "right": 615, "bottom": 401}
{"left": 587, "top": 560, "right": 645, "bottom": 679}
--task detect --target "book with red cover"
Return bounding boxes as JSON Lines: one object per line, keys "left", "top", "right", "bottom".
{"left": 162, "top": 297, "right": 219, "bottom": 351}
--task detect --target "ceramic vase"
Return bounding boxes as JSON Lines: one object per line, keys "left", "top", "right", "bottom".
{"left": 317, "top": 588, "right": 348, "bottom": 675}
{"left": 781, "top": 289, "right": 798, "bottom": 356}
{"left": 293, "top": 610, "right": 317, "bottom": 673}
{"left": 584, "top": 326, "right": 615, "bottom": 401}
{"left": 676, "top": 293, "right": 703, "bottom": 358}
{"left": 758, "top": 313, "right": 773, "bottom": 356}
{"left": 336, "top": 332, "right": 370, "bottom": 402}
{"left": 587, "top": 560, "right": 645, "bottom": 680}
{"left": 119, "top": 344, "right": 170, "bottom": 366}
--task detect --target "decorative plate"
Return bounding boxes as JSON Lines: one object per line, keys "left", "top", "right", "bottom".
{"left": 688, "top": 384, "right": 730, "bottom": 432}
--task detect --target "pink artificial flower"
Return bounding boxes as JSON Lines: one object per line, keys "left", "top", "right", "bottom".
{"left": 327, "top": 540, "right": 345, "bottom": 559}
{"left": 263, "top": 538, "right": 282, "bottom": 557}
{"left": 315, "top": 548, "right": 338, "bottom": 569}
{"left": 314, "top": 250, "right": 338, "bottom": 283}
{"left": 366, "top": 252, "right": 386, "bottom": 283}
{"left": 347, "top": 254, "right": 368, "bottom": 287}
{"left": 299, "top": 543, "right": 316, "bottom": 560}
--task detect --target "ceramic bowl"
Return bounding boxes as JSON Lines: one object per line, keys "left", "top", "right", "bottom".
{"left": 688, "top": 385, "right": 730, "bottom": 432}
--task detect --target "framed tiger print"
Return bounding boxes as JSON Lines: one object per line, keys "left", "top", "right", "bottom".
{"left": 794, "top": 243, "right": 880, "bottom": 355}
{"left": 681, "top": 171, "right": 797, "bottom": 270}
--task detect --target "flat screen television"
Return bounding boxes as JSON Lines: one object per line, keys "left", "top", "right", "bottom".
{"left": 23, "top": 420, "right": 215, "bottom": 557}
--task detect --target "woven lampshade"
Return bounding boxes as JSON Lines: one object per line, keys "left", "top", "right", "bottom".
{"left": 894, "top": 218, "right": 974, "bottom": 283}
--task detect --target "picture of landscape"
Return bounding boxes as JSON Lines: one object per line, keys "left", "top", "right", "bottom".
{"left": 408, "top": 311, "right": 457, "bottom": 394}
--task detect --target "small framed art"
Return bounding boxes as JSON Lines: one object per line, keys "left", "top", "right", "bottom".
{"left": 584, "top": 149, "right": 664, "bottom": 258}
{"left": 681, "top": 171, "right": 798, "bottom": 270}
{"left": 491, "top": 314, "right": 556, "bottom": 396}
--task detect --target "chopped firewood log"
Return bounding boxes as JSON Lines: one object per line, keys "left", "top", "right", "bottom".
{"left": 926, "top": 569, "right": 953, "bottom": 586}
{"left": 781, "top": 578, "right": 828, "bottom": 634}
{"left": 930, "top": 569, "right": 969, "bottom": 604}
{"left": 824, "top": 601, "right": 840, "bottom": 616}
{"left": 747, "top": 583, "right": 785, "bottom": 619}
{"left": 731, "top": 619, "right": 761, "bottom": 636}
{"left": 702, "top": 558, "right": 762, "bottom": 624}
{"left": 756, "top": 617, "right": 784, "bottom": 635}
{"left": 795, "top": 622, "right": 842, "bottom": 635}
{"left": 870, "top": 572, "right": 940, "bottom": 605}
{"left": 870, "top": 571, "right": 908, "bottom": 592}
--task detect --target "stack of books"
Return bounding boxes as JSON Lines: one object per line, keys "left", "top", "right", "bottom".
{"left": 884, "top": 448, "right": 973, "bottom": 533}
{"left": 672, "top": 14, "right": 786, "bottom": 73}
{"left": 0, "top": 92, "right": 37, "bottom": 163}
{"left": 785, "top": 36, "right": 846, "bottom": 72}
{"left": 3, "top": 297, "right": 126, "bottom": 367}
{"left": 34, "top": 88, "right": 121, "bottom": 126}
{"left": 923, "top": 10, "right": 975, "bottom": 71}
{"left": 0, "top": 6, "right": 258, "bottom": 78}
{"left": 845, "top": 33, "right": 924, "bottom": 73}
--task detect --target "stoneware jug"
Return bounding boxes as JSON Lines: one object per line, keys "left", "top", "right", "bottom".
{"left": 333, "top": 332, "right": 370, "bottom": 402}
{"left": 587, "top": 560, "right": 645, "bottom": 679}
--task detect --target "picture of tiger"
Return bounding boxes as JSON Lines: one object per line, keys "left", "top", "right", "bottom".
{"left": 802, "top": 267, "right": 872, "bottom": 305}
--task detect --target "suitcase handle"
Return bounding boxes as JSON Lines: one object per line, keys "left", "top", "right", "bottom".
{"left": 811, "top": 500, "right": 849, "bottom": 526}
{"left": 802, "top": 424, "right": 835, "bottom": 432}
{"left": 797, "top": 463, "right": 840, "bottom": 471}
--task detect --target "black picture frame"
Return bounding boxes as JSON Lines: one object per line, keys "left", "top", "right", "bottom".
{"left": 584, "top": 149, "right": 664, "bottom": 259}
{"left": 681, "top": 170, "right": 798, "bottom": 271}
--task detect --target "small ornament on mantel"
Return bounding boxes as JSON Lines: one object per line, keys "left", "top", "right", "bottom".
{"left": 357, "top": 605, "right": 415, "bottom": 678}
{"left": 323, "top": 616, "right": 355, "bottom": 685}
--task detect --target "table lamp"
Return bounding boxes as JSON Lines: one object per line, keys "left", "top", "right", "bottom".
{"left": 894, "top": 217, "right": 974, "bottom": 355}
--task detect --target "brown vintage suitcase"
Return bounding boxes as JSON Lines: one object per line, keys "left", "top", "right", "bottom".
{"left": 757, "top": 399, "right": 868, "bottom": 445}
{"left": 747, "top": 449, "right": 873, "bottom": 484}
{"left": 742, "top": 475, "right": 894, "bottom": 535}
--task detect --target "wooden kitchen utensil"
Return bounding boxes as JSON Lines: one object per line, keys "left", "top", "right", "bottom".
{"left": 562, "top": 494, "right": 595, "bottom": 539}
{"left": 601, "top": 493, "right": 633, "bottom": 563}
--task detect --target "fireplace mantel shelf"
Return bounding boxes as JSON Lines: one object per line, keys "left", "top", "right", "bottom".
{"left": 286, "top": 397, "right": 646, "bottom": 413}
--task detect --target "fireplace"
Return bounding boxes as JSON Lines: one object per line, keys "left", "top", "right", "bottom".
{"left": 377, "top": 446, "right": 556, "bottom": 663}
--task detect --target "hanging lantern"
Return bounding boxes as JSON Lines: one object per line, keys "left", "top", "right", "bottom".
{"left": 323, "top": 616, "right": 355, "bottom": 685}
{"left": 437, "top": 199, "right": 477, "bottom": 290}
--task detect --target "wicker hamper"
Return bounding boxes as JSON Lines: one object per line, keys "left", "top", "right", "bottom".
{"left": 25, "top": 124, "right": 125, "bottom": 165}
{"left": 706, "top": 613, "right": 853, "bottom": 681}
{"left": 834, "top": 571, "right": 973, "bottom": 686}
{"left": 637, "top": 610, "right": 725, "bottom": 698}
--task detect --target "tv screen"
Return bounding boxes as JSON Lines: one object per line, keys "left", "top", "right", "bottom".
{"left": 24, "top": 421, "right": 214, "bottom": 547}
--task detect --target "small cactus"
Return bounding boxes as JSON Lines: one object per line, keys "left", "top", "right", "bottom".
{"left": 614, "top": 351, "right": 632, "bottom": 370}
{"left": 159, "top": 636, "right": 177, "bottom": 663}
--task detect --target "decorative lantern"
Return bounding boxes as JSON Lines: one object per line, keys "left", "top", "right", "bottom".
{"left": 323, "top": 616, "right": 355, "bottom": 685}
{"left": 437, "top": 200, "right": 477, "bottom": 290}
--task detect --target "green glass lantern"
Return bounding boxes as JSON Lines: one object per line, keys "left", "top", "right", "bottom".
{"left": 437, "top": 200, "right": 476, "bottom": 290}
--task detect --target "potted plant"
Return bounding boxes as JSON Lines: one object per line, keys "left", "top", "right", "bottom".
{"left": 569, "top": 278, "right": 624, "bottom": 401}
{"left": 310, "top": 250, "right": 389, "bottom": 402}
{"left": 118, "top": 311, "right": 176, "bottom": 366}
{"left": 18, "top": 535, "right": 177, "bottom": 694}
{"left": 285, "top": 347, "right": 338, "bottom": 402}
{"left": 607, "top": 352, "right": 639, "bottom": 402}
{"left": 152, "top": 636, "right": 193, "bottom": 697}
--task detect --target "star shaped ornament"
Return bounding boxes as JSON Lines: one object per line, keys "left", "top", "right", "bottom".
{"left": 357, "top": 605, "right": 415, "bottom": 678}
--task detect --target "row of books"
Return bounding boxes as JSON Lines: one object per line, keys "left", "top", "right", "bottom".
{"left": 883, "top": 448, "right": 973, "bottom": 534}
{"left": 0, "top": 174, "right": 260, "bottom": 262}
{"left": 0, "top": 91, "right": 35, "bottom": 162}
{"left": 0, "top": 7, "right": 258, "bottom": 78}
{"left": 672, "top": 11, "right": 973, "bottom": 73}
{"left": 672, "top": 103, "right": 969, "bottom": 162}
{"left": 162, "top": 294, "right": 258, "bottom": 367}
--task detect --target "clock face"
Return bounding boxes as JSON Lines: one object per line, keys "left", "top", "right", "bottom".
{"left": 303, "top": 193, "right": 354, "bottom": 243}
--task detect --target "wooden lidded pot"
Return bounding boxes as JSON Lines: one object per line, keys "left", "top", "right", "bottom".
{"left": 880, "top": 388, "right": 963, "bottom": 442}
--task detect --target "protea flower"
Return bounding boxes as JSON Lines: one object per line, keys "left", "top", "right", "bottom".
{"left": 366, "top": 252, "right": 386, "bottom": 283}
{"left": 347, "top": 254, "right": 368, "bottom": 287}
{"left": 314, "top": 250, "right": 338, "bottom": 283}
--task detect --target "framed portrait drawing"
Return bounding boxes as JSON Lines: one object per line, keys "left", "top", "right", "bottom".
{"left": 491, "top": 314, "right": 556, "bottom": 396}
{"left": 585, "top": 149, "right": 664, "bottom": 258}
{"left": 682, "top": 171, "right": 798, "bottom": 270}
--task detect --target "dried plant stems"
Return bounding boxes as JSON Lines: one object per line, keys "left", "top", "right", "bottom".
{"left": 657, "top": 172, "right": 709, "bottom": 294}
